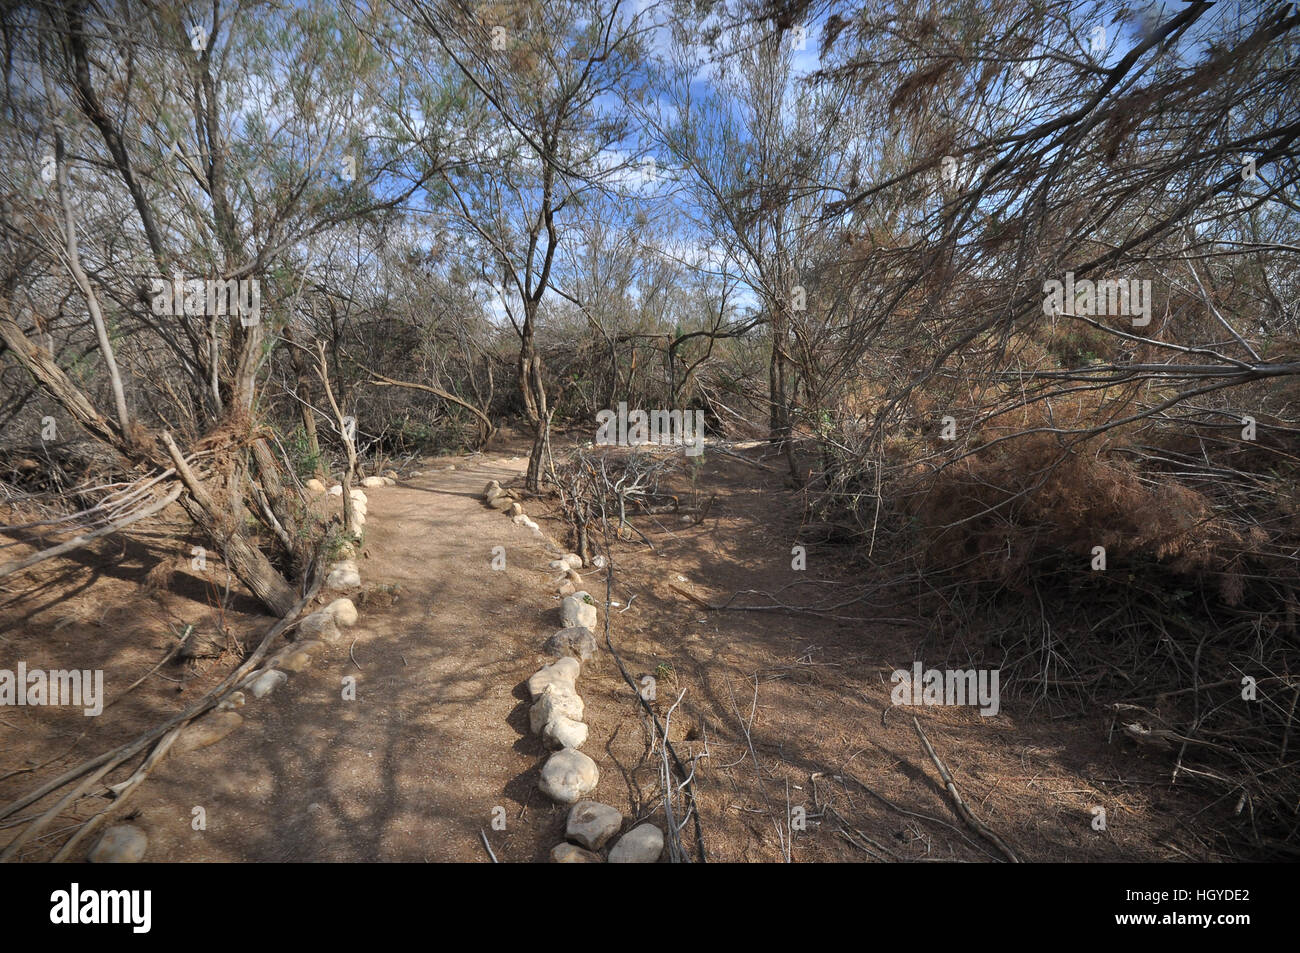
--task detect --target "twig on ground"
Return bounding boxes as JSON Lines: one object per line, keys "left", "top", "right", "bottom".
{"left": 479, "top": 829, "right": 498, "bottom": 863}
{"left": 912, "top": 716, "right": 1021, "bottom": 863}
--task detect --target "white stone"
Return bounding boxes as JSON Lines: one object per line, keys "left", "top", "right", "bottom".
{"left": 529, "top": 685, "right": 584, "bottom": 735}
{"left": 543, "top": 715, "right": 588, "bottom": 750}
{"left": 88, "top": 825, "right": 147, "bottom": 863}
{"left": 248, "top": 669, "right": 288, "bottom": 699}
{"left": 608, "top": 823, "right": 664, "bottom": 863}
{"left": 544, "top": 627, "right": 598, "bottom": 661}
{"left": 327, "top": 568, "right": 361, "bottom": 589}
{"left": 566, "top": 801, "right": 623, "bottom": 850}
{"left": 527, "top": 657, "right": 580, "bottom": 701}
{"left": 551, "top": 842, "right": 602, "bottom": 863}
{"left": 217, "top": 691, "right": 245, "bottom": 711}
{"left": 297, "top": 610, "right": 340, "bottom": 643}
{"left": 539, "top": 749, "right": 599, "bottom": 804}
{"left": 349, "top": 488, "right": 367, "bottom": 505}
{"left": 172, "top": 711, "right": 242, "bottom": 754}
{"left": 280, "top": 648, "right": 314, "bottom": 672}
{"left": 326, "top": 598, "right": 358, "bottom": 627}
{"left": 561, "top": 554, "right": 583, "bottom": 570}
{"left": 327, "top": 559, "right": 361, "bottom": 589}
{"left": 328, "top": 484, "right": 343, "bottom": 496}
{"left": 561, "top": 592, "right": 597, "bottom": 629}
{"left": 361, "top": 476, "right": 386, "bottom": 488}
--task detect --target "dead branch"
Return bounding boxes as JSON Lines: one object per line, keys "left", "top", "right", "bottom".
{"left": 0, "top": 484, "right": 182, "bottom": 579}
{"left": 0, "top": 574, "right": 321, "bottom": 862}
{"left": 912, "top": 716, "right": 1021, "bottom": 863}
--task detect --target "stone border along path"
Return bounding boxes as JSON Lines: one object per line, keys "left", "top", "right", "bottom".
{"left": 84, "top": 471, "right": 666, "bottom": 863}
{"left": 481, "top": 480, "right": 665, "bottom": 863}
{"left": 85, "top": 474, "right": 398, "bottom": 863}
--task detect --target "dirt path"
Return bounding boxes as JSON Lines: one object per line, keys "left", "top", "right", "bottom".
{"left": 132, "top": 454, "right": 587, "bottom": 862}
{"left": 3, "top": 441, "right": 1229, "bottom": 863}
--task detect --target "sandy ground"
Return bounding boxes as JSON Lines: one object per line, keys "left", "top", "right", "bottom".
{"left": 116, "top": 455, "right": 604, "bottom": 861}
{"left": 1, "top": 439, "right": 1232, "bottom": 862}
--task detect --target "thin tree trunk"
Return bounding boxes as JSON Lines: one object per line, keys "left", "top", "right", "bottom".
{"left": 520, "top": 303, "right": 549, "bottom": 491}
{"left": 48, "top": 119, "right": 130, "bottom": 435}
{"left": 284, "top": 326, "right": 323, "bottom": 474}
{"left": 251, "top": 437, "right": 300, "bottom": 549}
{"left": 317, "top": 342, "right": 358, "bottom": 536}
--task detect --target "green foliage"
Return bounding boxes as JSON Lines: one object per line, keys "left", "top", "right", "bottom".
{"left": 284, "top": 425, "right": 323, "bottom": 480}
{"left": 385, "top": 416, "right": 441, "bottom": 454}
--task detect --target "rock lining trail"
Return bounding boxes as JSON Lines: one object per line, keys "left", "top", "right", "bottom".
{"left": 109, "top": 453, "right": 652, "bottom": 862}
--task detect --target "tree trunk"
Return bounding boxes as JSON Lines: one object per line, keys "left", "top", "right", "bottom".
{"left": 251, "top": 438, "right": 300, "bottom": 549}
{"left": 520, "top": 306, "right": 549, "bottom": 491}
{"left": 768, "top": 305, "right": 799, "bottom": 481}
{"left": 285, "top": 326, "right": 322, "bottom": 476}
{"left": 179, "top": 495, "right": 298, "bottom": 616}
{"left": 768, "top": 306, "right": 790, "bottom": 440}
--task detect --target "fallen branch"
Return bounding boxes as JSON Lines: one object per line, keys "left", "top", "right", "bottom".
{"left": 479, "top": 829, "right": 498, "bottom": 863}
{"left": 0, "top": 484, "right": 183, "bottom": 579}
{"left": 912, "top": 716, "right": 1020, "bottom": 863}
{"left": 597, "top": 544, "right": 706, "bottom": 862}
{"left": 0, "top": 574, "right": 321, "bottom": 862}
{"left": 668, "top": 582, "right": 718, "bottom": 610}
{"left": 365, "top": 368, "right": 495, "bottom": 442}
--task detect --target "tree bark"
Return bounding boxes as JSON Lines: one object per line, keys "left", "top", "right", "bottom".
{"left": 285, "top": 327, "right": 323, "bottom": 474}
{"left": 520, "top": 303, "right": 549, "bottom": 491}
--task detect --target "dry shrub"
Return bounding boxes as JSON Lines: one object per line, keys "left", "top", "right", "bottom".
{"left": 809, "top": 365, "right": 1300, "bottom": 856}
{"left": 906, "top": 432, "right": 1243, "bottom": 588}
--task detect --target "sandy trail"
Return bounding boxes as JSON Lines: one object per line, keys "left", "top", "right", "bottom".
{"left": 132, "top": 455, "right": 572, "bottom": 862}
